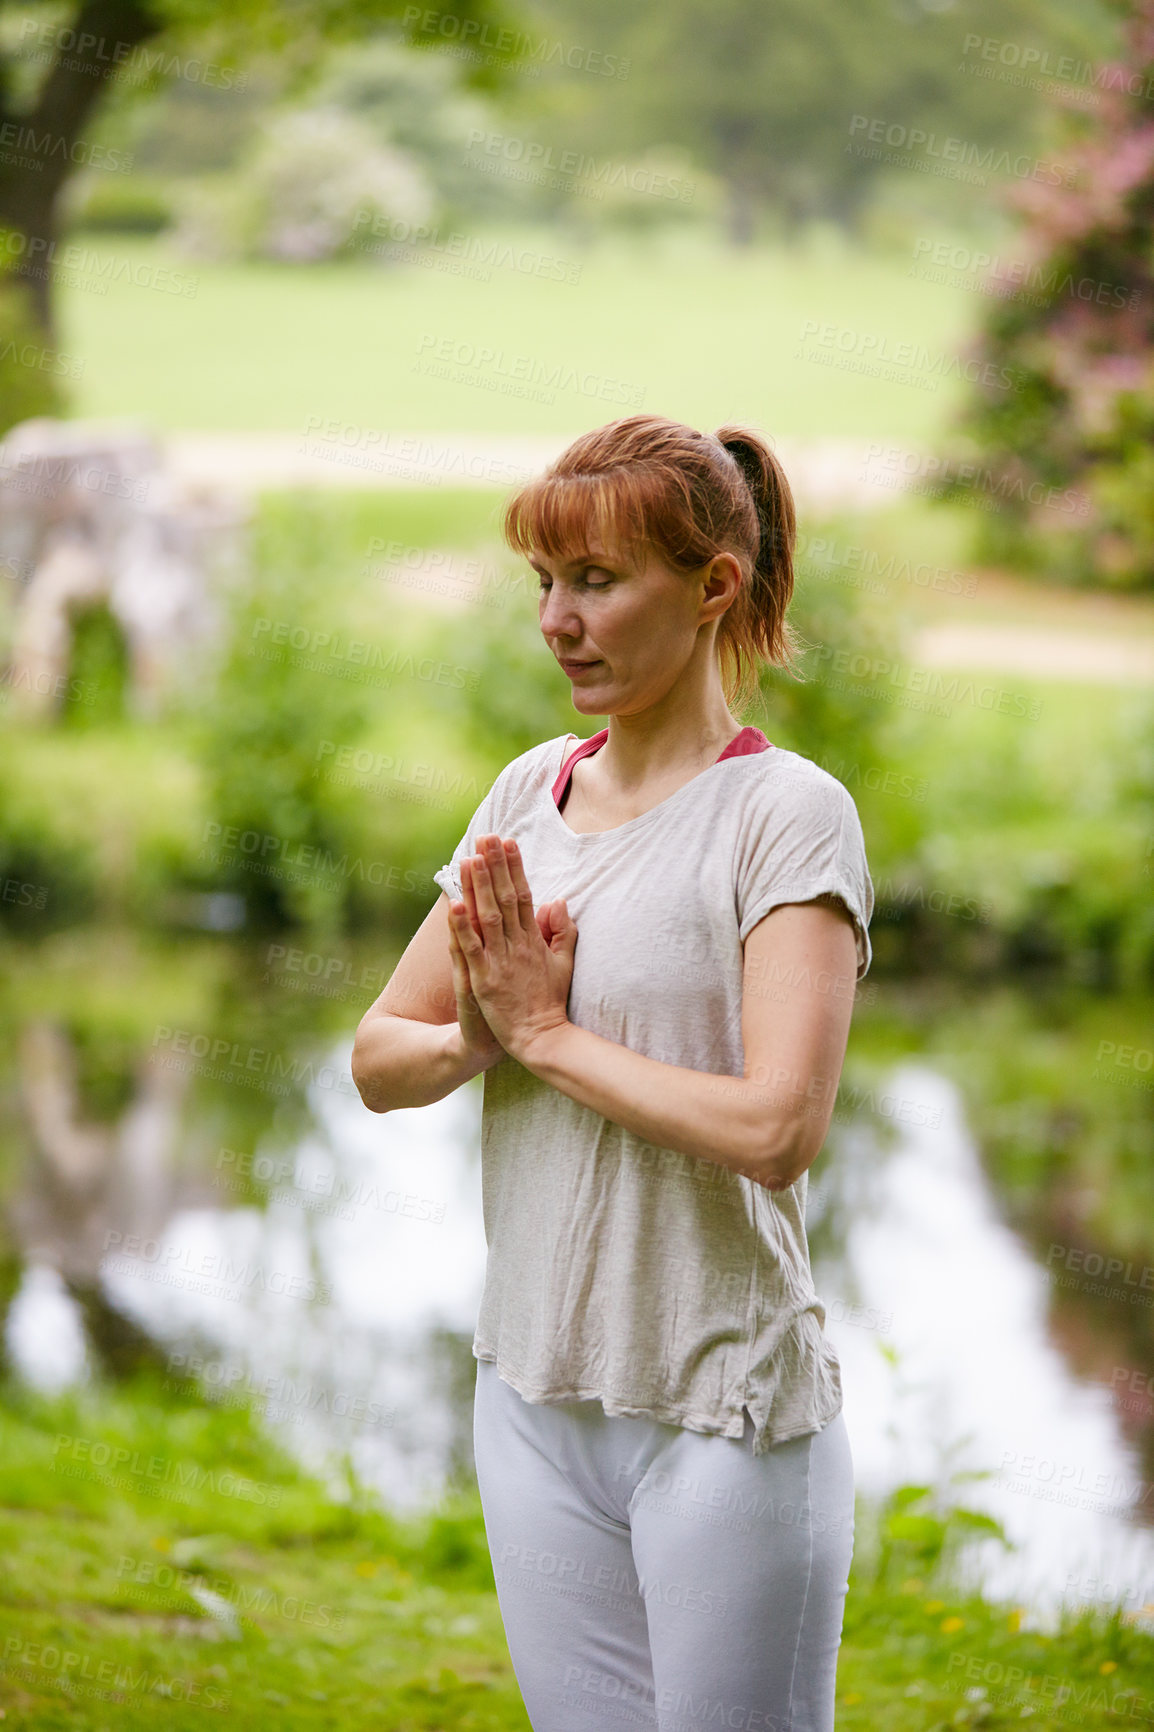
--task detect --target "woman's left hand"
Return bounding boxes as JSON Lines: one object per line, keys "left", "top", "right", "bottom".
{"left": 448, "top": 834, "right": 578, "bottom": 1064}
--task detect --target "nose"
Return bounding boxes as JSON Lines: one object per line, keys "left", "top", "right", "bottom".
{"left": 539, "top": 584, "right": 583, "bottom": 646}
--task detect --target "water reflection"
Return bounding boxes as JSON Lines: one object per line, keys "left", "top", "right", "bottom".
{"left": 3, "top": 937, "right": 1154, "bottom": 1623}
{"left": 8, "top": 1262, "right": 89, "bottom": 1389}
{"left": 812, "top": 1062, "right": 1154, "bottom": 1619}
{"left": 11, "top": 1058, "right": 487, "bottom": 1508}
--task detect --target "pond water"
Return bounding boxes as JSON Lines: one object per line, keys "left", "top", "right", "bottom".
{"left": 4, "top": 934, "right": 1153, "bottom": 1626}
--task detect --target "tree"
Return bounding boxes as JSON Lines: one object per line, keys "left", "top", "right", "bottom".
{"left": 0, "top": 0, "right": 507, "bottom": 334}
{"left": 512, "top": 0, "right": 1113, "bottom": 240}
{"left": 935, "top": 0, "right": 1154, "bottom": 588}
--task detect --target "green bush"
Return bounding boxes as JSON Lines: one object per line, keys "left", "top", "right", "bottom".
{"left": 191, "top": 499, "right": 375, "bottom": 929}
{"left": 65, "top": 175, "right": 176, "bottom": 234}
{"left": 61, "top": 601, "right": 131, "bottom": 728}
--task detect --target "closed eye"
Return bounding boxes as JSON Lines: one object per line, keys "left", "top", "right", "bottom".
{"left": 537, "top": 570, "right": 613, "bottom": 592}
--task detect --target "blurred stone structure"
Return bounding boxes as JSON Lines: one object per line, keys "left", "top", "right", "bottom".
{"left": 0, "top": 418, "right": 249, "bottom": 718}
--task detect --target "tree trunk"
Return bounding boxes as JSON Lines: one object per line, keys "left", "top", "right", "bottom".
{"left": 0, "top": 0, "right": 162, "bottom": 334}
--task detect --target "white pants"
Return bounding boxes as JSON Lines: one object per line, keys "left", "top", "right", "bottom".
{"left": 472, "top": 1358, "right": 855, "bottom": 1732}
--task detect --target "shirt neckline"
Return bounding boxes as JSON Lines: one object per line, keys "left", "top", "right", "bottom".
{"left": 547, "top": 730, "right": 776, "bottom": 841}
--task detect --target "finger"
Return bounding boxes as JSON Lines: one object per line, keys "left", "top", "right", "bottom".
{"left": 500, "top": 839, "right": 539, "bottom": 937}
{"left": 450, "top": 947, "right": 485, "bottom": 1023}
{"left": 554, "top": 900, "right": 578, "bottom": 960}
{"left": 453, "top": 859, "right": 481, "bottom": 942}
{"left": 480, "top": 836, "right": 524, "bottom": 942}
{"left": 448, "top": 896, "right": 484, "bottom": 959}
{"left": 459, "top": 860, "right": 484, "bottom": 939}
{"left": 538, "top": 897, "right": 568, "bottom": 940}
{"left": 535, "top": 897, "right": 559, "bottom": 941}
{"left": 447, "top": 917, "right": 467, "bottom": 982}
{"left": 466, "top": 850, "right": 506, "bottom": 953}
{"left": 448, "top": 923, "right": 478, "bottom": 1006}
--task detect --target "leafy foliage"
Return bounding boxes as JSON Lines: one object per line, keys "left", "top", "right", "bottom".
{"left": 509, "top": 0, "right": 1109, "bottom": 237}
{"left": 934, "top": 0, "right": 1154, "bottom": 588}
{"left": 171, "top": 105, "right": 435, "bottom": 262}
{"left": 61, "top": 602, "right": 131, "bottom": 729}
{"left": 191, "top": 500, "right": 374, "bottom": 928}
{"left": 872, "top": 1480, "right": 1010, "bottom": 1589}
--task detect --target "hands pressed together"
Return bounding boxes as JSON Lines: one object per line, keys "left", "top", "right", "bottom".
{"left": 447, "top": 834, "right": 578, "bottom": 1070}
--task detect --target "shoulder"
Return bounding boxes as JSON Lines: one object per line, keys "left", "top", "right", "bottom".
{"left": 727, "top": 746, "right": 874, "bottom": 961}
{"left": 730, "top": 745, "right": 863, "bottom": 830}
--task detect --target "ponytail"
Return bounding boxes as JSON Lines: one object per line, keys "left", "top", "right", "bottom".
{"left": 713, "top": 425, "right": 800, "bottom": 712}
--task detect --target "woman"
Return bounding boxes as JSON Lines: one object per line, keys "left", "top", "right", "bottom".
{"left": 352, "top": 413, "right": 874, "bottom": 1732}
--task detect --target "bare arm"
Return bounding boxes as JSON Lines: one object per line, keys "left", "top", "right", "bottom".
{"left": 350, "top": 893, "right": 500, "bottom": 1113}
{"left": 453, "top": 835, "right": 861, "bottom": 1191}
{"left": 514, "top": 901, "right": 858, "bottom": 1190}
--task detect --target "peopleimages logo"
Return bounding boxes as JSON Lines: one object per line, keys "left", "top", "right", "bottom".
{"left": 18, "top": 18, "right": 248, "bottom": 89}
{"left": 0, "top": 120, "right": 132, "bottom": 171}
{"left": 464, "top": 129, "right": 693, "bottom": 200}
{"left": 413, "top": 332, "right": 646, "bottom": 408}
{"left": 2, "top": 1636, "right": 231, "bottom": 1709}
{"left": 349, "top": 212, "right": 582, "bottom": 284}
{"left": 911, "top": 238, "right": 1139, "bottom": 309}
{"left": 959, "top": 33, "right": 1154, "bottom": 103}
{"left": 847, "top": 114, "right": 1076, "bottom": 187}
{"left": 796, "top": 317, "right": 1024, "bottom": 391}
{"left": 51, "top": 1432, "right": 283, "bottom": 1506}
{"left": 859, "top": 442, "right": 1091, "bottom": 520}
{"left": 403, "top": 6, "right": 630, "bottom": 77}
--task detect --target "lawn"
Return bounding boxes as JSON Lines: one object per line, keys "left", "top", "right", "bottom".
{"left": 58, "top": 228, "right": 981, "bottom": 441}
{"left": 2, "top": 1370, "right": 1152, "bottom": 1731}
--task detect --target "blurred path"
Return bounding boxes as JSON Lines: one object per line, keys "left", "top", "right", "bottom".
{"left": 911, "top": 622, "right": 1154, "bottom": 685}
{"left": 162, "top": 431, "right": 891, "bottom": 513}
{"left": 162, "top": 431, "right": 1154, "bottom": 685}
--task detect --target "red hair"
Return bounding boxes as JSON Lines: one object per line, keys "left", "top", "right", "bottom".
{"left": 503, "top": 414, "right": 799, "bottom": 711}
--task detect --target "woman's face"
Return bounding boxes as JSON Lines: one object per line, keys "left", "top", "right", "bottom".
{"left": 530, "top": 537, "right": 738, "bottom": 717}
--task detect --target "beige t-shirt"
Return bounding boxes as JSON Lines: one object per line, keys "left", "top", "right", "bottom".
{"left": 433, "top": 732, "right": 874, "bottom": 1453}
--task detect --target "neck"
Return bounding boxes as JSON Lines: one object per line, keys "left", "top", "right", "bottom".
{"left": 594, "top": 665, "right": 742, "bottom": 791}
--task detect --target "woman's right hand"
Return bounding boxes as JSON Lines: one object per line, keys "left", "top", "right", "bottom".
{"left": 448, "top": 915, "right": 507, "bottom": 1071}
{"left": 447, "top": 854, "right": 579, "bottom": 1072}
{"left": 447, "top": 853, "right": 578, "bottom": 1072}
{"left": 447, "top": 860, "right": 507, "bottom": 1072}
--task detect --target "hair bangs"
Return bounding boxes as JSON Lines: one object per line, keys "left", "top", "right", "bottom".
{"left": 504, "top": 467, "right": 658, "bottom": 568}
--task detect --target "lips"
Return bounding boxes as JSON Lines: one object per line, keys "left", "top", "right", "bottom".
{"left": 560, "top": 658, "right": 601, "bottom": 674}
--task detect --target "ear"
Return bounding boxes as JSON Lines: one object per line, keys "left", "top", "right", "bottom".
{"left": 700, "top": 551, "right": 742, "bottom": 621}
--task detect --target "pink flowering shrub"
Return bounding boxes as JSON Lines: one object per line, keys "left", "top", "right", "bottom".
{"left": 937, "top": 0, "right": 1154, "bottom": 588}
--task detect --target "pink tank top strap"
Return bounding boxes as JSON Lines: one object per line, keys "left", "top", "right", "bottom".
{"left": 551, "top": 729, "right": 609, "bottom": 806}
{"left": 551, "top": 726, "right": 772, "bottom": 809}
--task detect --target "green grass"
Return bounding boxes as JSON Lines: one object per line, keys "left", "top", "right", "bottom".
{"left": 0, "top": 1374, "right": 526, "bottom": 1729}
{"left": 255, "top": 486, "right": 518, "bottom": 556}
{"left": 58, "top": 229, "right": 980, "bottom": 440}
{"left": 3, "top": 1370, "right": 1153, "bottom": 1730}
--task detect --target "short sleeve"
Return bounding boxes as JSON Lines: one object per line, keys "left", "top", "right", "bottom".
{"left": 432, "top": 778, "right": 507, "bottom": 904}
{"left": 431, "top": 736, "right": 567, "bottom": 903}
{"left": 735, "top": 766, "right": 874, "bottom": 979}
